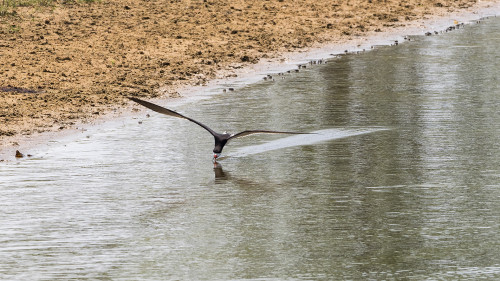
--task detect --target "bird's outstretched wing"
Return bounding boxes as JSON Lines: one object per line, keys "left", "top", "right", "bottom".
{"left": 229, "top": 130, "right": 310, "bottom": 140}
{"left": 128, "top": 97, "right": 217, "bottom": 136}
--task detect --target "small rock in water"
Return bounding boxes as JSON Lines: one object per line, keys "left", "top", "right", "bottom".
{"left": 15, "top": 150, "right": 24, "bottom": 158}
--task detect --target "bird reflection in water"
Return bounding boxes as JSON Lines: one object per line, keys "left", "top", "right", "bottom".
{"left": 213, "top": 162, "right": 229, "bottom": 182}
{"left": 212, "top": 162, "right": 264, "bottom": 188}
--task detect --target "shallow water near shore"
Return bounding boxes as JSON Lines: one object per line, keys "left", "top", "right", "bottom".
{"left": 2, "top": 16, "right": 500, "bottom": 280}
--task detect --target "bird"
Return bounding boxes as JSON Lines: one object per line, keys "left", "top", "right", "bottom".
{"left": 128, "top": 97, "right": 311, "bottom": 161}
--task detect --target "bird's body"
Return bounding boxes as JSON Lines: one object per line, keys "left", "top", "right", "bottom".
{"left": 213, "top": 132, "right": 231, "bottom": 154}
{"left": 128, "top": 97, "right": 310, "bottom": 160}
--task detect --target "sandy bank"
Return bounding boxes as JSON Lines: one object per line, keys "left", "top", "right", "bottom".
{"left": 1, "top": 0, "right": 499, "bottom": 159}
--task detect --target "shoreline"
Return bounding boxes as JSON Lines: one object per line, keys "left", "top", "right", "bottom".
{"left": 175, "top": 0, "right": 499, "bottom": 97}
{"left": 2, "top": 0, "right": 500, "bottom": 160}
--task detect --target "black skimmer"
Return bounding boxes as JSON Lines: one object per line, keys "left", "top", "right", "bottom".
{"left": 128, "top": 97, "right": 310, "bottom": 161}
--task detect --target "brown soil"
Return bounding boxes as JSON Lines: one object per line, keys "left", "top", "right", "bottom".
{"left": 0, "top": 0, "right": 493, "bottom": 153}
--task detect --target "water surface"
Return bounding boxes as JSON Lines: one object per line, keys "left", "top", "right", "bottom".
{"left": 2, "top": 17, "right": 500, "bottom": 280}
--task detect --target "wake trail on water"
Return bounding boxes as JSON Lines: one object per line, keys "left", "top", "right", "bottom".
{"left": 226, "top": 127, "right": 390, "bottom": 158}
